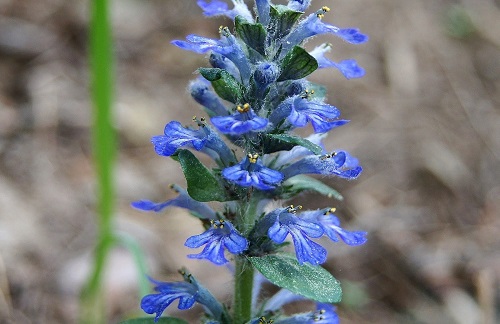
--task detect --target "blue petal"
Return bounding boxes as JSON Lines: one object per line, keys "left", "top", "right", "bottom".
{"left": 289, "top": 228, "right": 327, "bottom": 265}
{"left": 223, "top": 167, "right": 253, "bottom": 185}
{"left": 283, "top": 12, "right": 368, "bottom": 54}
{"left": 209, "top": 52, "right": 241, "bottom": 80}
{"left": 152, "top": 121, "right": 206, "bottom": 157}
{"left": 287, "top": 98, "right": 343, "bottom": 133}
{"left": 336, "top": 28, "right": 369, "bottom": 44}
{"left": 282, "top": 152, "right": 363, "bottom": 180}
{"left": 268, "top": 221, "right": 290, "bottom": 243}
{"left": 131, "top": 186, "right": 217, "bottom": 219}
{"left": 224, "top": 231, "right": 248, "bottom": 253}
{"left": 151, "top": 135, "right": 177, "bottom": 156}
{"left": 211, "top": 110, "right": 268, "bottom": 134}
{"left": 185, "top": 221, "right": 247, "bottom": 265}
{"left": 335, "top": 59, "right": 365, "bottom": 79}
{"left": 321, "top": 217, "right": 367, "bottom": 245}
{"left": 288, "top": 0, "right": 310, "bottom": 12}
{"left": 222, "top": 157, "right": 283, "bottom": 190}
{"left": 188, "top": 239, "right": 228, "bottom": 265}
{"left": 131, "top": 199, "right": 170, "bottom": 212}
{"left": 185, "top": 229, "right": 218, "bottom": 248}
{"left": 311, "top": 119, "right": 349, "bottom": 134}
{"left": 310, "top": 45, "right": 365, "bottom": 79}
{"left": 189, "top": 77, "right": 229, "bottom": 116}
{"left": 171, "top": 34, "right": 232, "bottom": 55}
{"left": 257, "top": 167, "right": 284, "bottom": 185}
{"left": 255, "top": 0, "right": 270, "bottom": 25}
{"left": 141, "top": 281, "right": 197, "bottom": 321}
{"left": 293, "top": 218, "right": 324, "bottom": 238}
{"left": 197, "top": 0, "right": 229, "bottom": 17}
{"left": 198, "top": 0, "right": 253, "bottom": 21}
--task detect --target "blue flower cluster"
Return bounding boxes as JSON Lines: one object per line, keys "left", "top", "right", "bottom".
{"left": 133, "top": 0, "right": 368, "bottom": 322}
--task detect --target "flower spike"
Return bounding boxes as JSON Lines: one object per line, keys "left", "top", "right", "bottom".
{"left": 136, "top": 0, "right": 369, "bottom": 321}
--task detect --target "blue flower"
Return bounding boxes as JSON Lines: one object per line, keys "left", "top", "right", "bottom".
{"left": 287, "top": 0, "right": 311, "bottom": 12}
{"left": 222, "top": 154, "right": 284, "bottom": 190}
{"left": 131, "top": 184, "right": 217, "bottom": 220}
{"left": 254, "top": 62, "right": 280, "bottom": 87}
{"left": 185, "top": 219, "right": 248, "bottom": 265}
{"left": 303, "top": 208, "right": 367, "bottom": 246}
{"left": 310, "top": 44, "right": 365, "bottom": 79}
{"left": 151, "top": 121, "right": 206, "bottom": 156}
{"left": 255, "top": 0, "right": 271, "bottom": 25}
{"left": 142, "top": 273, "right": 223, "bottom": 322}
{"left": 171, "top": 34, "right": 233, "bottom": 55}
{"left": 173, "top": 30, "right": 251, "bottom": 82}
{"left": 211, "top": 103, "right": 268, "bottom": 134}
{"left": 189, "top": 77, "right": 229, "bottom": 117}
{"left": 197, "top": 0, "right": 253, "bottom": 22}
{"left": 282, "top": 7, "right": 368, "bottom": 53}
{"left": 270, "top": 96, "right": 349, "bottom": 133}
{"left": 281, "top": 150, "right": 363, "bottom": 180}
{"left": 141, "top": 279, "right": 198, "bottom": 322}
{"left": 312, "top": 303, "right": 339, "bottom": 324}
{"left": 265, "top": 133, "right": 326, "bottom": 169}
{"left": 209, "top": 52, "right": 241, "bottom": 80}
{"left": 151, "top": 120, "right": 235, "bottom": 165}
{"left": 266, "top": 206, "right": 327, "bottom": 265}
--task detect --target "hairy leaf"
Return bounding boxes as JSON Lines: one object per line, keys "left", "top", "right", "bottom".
{"left": 199, "top": 68, "right": 243, "bottom": 103}
{"left": 278, "top": 46, "right": 318, "bottom": 81}
{"left": 249, "top": 254, "right": 342, "bottom": 303}
{"left": 175, "top": 149, "right": 227, "bottom": 202}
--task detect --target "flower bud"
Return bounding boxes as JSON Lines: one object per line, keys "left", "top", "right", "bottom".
{"left": 253, "top": 62, "right": 280, "bottom": 86}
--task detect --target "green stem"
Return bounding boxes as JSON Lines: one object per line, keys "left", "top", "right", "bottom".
{"left": 233, "top": 197, "right": 260, "bottom": 323}
{"left": 233, "top": 256, "right": 254, "bottom": 324}
{"left": 80, "top": 0, "right": 115, "bottom": 322}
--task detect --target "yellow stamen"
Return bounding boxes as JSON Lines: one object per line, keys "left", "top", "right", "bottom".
{"left": 247, "top": 153, "right": 259, "bottom": 163}
{"left": 322, "top": 6, "right": 330, "bottom": 12}
{"left": 237, "top": 103, "right": 251, "bottom": 113}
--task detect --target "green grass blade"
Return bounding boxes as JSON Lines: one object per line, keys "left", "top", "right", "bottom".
{"left": 114, "top": 233, "right": 150, "bottom": 299}
{"left": 79, "top": 0, "right": 116, "bottom": 322}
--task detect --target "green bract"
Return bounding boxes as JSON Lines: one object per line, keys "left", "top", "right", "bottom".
{"left": 174, "top": 149, "right": 228, "bottom": 202}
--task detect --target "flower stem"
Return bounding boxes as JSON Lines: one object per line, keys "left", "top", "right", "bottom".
{"left": 233, "top": 256, "right": 254, "bottom": 324}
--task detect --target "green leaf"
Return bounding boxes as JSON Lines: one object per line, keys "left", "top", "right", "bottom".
{"left": 277, "top": 46, "right": 318, "bottom": 81}
{"left": 175, "top": 149, "right": 227, "bottom": 202}
{"left": 262, "top": 133, "right": 323, "bottom": 154}
{"left": 269, "top": 5, "right": 303, "bottom": 38}
{"left": 282, "top": 175, "right": 343, "bottom": 200}
{"left": 249, "top": 254, "right": 342, "bottom": 303}
{"left": 235, "top": 16, "right": 266, "bottom": 56}
{"left": 120, "top": 317, "right": 188, "bottom": 324}
{"left": 199, "top": 68, "right": 243, "bottom": 103}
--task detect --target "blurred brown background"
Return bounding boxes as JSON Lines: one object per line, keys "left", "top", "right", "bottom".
{"left": 0, "top": 0, "right": 499, "bottom": 323}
